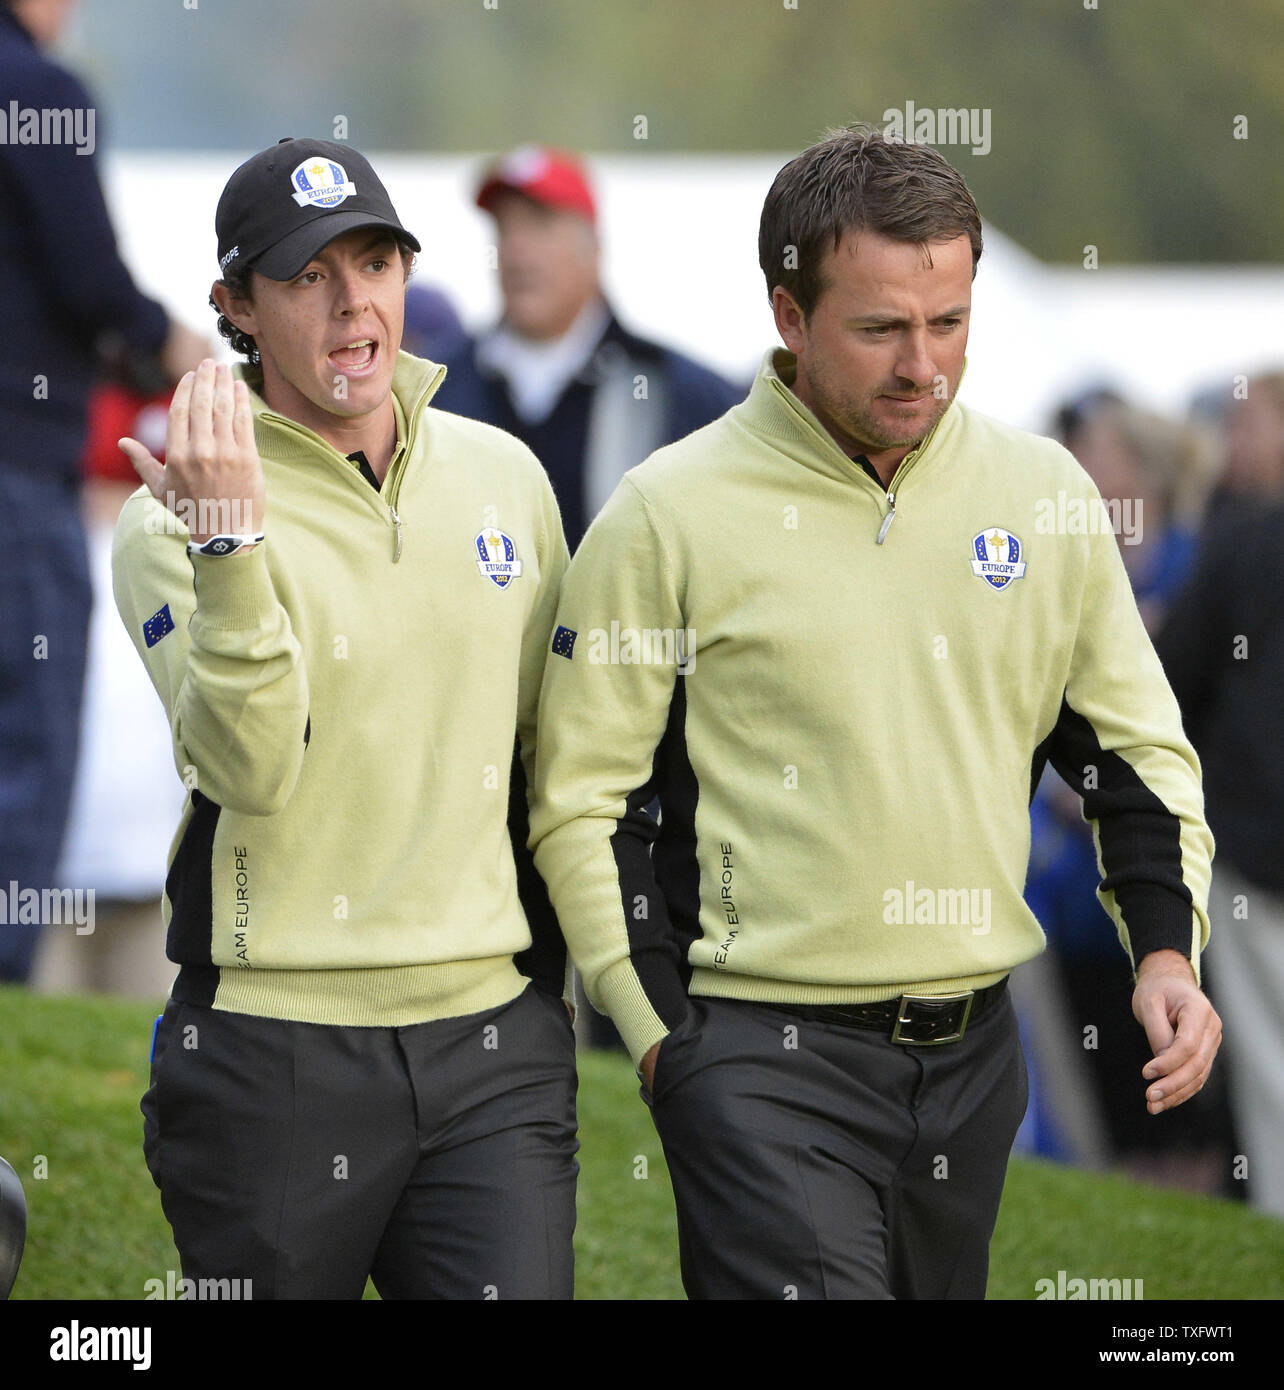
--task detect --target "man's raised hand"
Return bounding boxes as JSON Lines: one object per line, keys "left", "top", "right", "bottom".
{"left": 119, "top": 359, "right": 265, "bottom": 546}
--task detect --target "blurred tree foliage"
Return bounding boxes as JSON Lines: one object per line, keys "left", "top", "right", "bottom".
{"left": 68, "top": 0, "right": 1281, "bottom": 263}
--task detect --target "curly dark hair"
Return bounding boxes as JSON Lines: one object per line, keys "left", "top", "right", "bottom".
{"left": 209, "top": 264, "right": 260, "bottom": 365}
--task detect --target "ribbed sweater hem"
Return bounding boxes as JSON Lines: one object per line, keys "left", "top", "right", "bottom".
{"left": 186, "top": 954, "right": 527, "bottom": 1027}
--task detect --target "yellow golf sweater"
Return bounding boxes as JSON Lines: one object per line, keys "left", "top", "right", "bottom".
{"left": 530, "top": 349, "right": 1213, "bottom": 1065}
{"left": 113, "top": 352, "right": 569, "bottom": 1026}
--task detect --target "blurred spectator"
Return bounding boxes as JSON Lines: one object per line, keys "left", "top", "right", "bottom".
{"left": 434, "top": 144, "right": 744, "bottom": 550}
{"left": 1156, "top": 437, "right": 1284, "bottom": 1215}
{"left": 1062, "top": 396, "right": 1215, "bottom": 634}
{"left": 401, "top": 283, "right": 470, "bottom": 363}
{"left": 1051, "top": 383, "right": 1124, "bottom": 448}
{"left": 32, "top": 384, "right": 180, "bottom": 998}
{"left": 1187, "top": 379, "right": 1233, "bottom": 438}
{"left": 1023, "top": 393, "right": 1235, "bottom": 1194}
{"left": 1216, "top": 370, "right": 1284, "bottom": 506}
{"left": 0, "top": 0, "right": 205, "bottom": 982}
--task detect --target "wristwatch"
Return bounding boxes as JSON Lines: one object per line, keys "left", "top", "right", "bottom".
{"left": 186, "top": 533, "right": 265, "bottom": 558}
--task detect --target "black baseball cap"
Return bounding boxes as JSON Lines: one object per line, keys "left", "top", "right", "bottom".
{"left": 215, "top": 137, "right": 421, "bottom": 281}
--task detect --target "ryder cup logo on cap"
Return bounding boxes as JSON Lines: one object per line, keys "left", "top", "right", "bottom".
{"left": 215, "top": 138, "right": 421, "bottom": 283}
{"left": 290, "top": 156, "right": 357, "bottom": 209}
{"left": 969, "top": 528, "right": 1027, "bottom": 590}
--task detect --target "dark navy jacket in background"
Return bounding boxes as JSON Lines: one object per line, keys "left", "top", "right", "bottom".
{"left": 0, "top": 7, "right": 167, "bottom": 485}
{"left": 436, "top": 311, "right": 745, "bottom": 550}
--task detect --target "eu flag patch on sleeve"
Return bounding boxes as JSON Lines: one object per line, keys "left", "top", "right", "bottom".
{"left": 552, "top": 625, "right": 577, "bottom": 659}
{"left": 143, "top": 603, "right": 175, "bottom": 648}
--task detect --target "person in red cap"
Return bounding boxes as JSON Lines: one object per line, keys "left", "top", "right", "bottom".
{"left": 435, "top": 145, "right": 743, "bottom": 553}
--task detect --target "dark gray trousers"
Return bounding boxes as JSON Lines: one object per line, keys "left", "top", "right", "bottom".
{"left": 646, "top": 989, "right": 1028, "bottom": 1299}
{"left": 143, "top": 983, "right": 579, "bottom": 1299}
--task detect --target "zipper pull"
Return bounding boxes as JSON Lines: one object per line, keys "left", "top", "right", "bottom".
{"left": 876, "top": 490, "right": 897, "bottom": 545}
{"left": 389, "top": 505, "right": 403, "bottom": 563}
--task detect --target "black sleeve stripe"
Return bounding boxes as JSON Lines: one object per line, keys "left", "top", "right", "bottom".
{"left": 165, "top": 788, "right": 220, "bottom": 1007}
{"left": 509, "top": 737, "right": 567, "bottom": 998}
{"left": 1029, "top": 726, "right": 1054, "bottom": 805}
{"left": 652, "top": 676, "right": 703, "bottom": 973}
{"left": 608, "top": 674, "right": 701, "bottom": 1030}
{"left": 1044, "top": 694, "right": 1196, "bottom": 963}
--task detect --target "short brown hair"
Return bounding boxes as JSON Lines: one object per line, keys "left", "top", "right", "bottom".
{"left": 759, "top": 123, "right": 983, "bottom": 318}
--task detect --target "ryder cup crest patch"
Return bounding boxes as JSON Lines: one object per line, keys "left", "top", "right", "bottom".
{"left": 970, "top": 527, "right": 1027, "bottom": 590}
{"left": 290, "top": 158, "right": 357, "bottom": 209}
{"left": 475, "top": 530, "right": 523, "bottom": 589}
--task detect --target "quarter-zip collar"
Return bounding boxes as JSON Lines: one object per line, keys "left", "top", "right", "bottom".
{"left": 345, "top": 392, "right": 408, "bottom": 488}
{"left": 234, "top": 350, "right": 447, "bottom": 562}
{"left": 235, "top": 350, "right": 445, "bottom": 460}
{"left": 737, "top": 347, "right": 966, "bottom": 543}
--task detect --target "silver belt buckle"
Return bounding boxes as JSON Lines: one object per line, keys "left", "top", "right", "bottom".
{"left": 891, "top": 991, "right": 974, "bottom": 1046}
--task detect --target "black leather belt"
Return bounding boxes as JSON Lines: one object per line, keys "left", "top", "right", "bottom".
{"left": 763, "top": 977, "right": 1009, "bottom": 1046}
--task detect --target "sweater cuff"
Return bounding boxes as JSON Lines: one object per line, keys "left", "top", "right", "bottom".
{"left": 1119, "top": 885, "right": 1201, "bottom": 973}
{"left": 596, "top": 956, "right": 679, "bottom": 1068}
{"left": 189, "top": 543, "right": 278, "bottom": 631}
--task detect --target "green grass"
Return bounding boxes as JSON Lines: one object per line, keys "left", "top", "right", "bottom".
{"left": 566, "top": 1046, "right": 683, "bottom": 1300}
{"left": 2, "top": 985, "right": 1280, "bottom": 1300}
